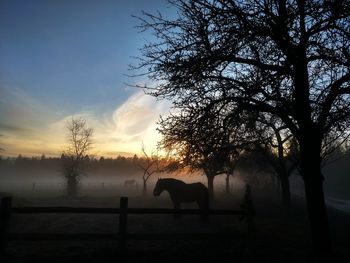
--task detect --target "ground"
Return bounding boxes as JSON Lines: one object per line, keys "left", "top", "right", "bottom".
{"left": 1, "top": 187, "right": 349, "bottom": 263}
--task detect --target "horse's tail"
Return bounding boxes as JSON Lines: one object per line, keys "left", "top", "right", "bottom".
{"left": 197, "top": 184, "right": 209, "bottom": 210}
{"left": 204, "top": 188, "right": 210, "bottom": 210}
{"left": 200, "top": 188, "right": 210, "bottom": 222}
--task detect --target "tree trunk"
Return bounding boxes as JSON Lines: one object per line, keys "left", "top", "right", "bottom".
{"left": 225, "top": 174, "right": 230, "bottom": 194}
{"left": 277, "top": 177, "right": 281, "bottom": 194}
{"left": 67, "top": 174, "right": 78, "bottom": 198}
{"left": 280, "top": 173, "right": 291, "bottom": 206}
{"left": 271, "top": 175, "right": 280, "bottom": 194}
{"left": 143, "top": 179, "right": 147, "bottom": 196}
{"left": 274, "top": 125, "right": 291, "bottom": 206}
{"left": 206, "top": 174, "right": 214, "bottom": 201}
{"left": 300, "top": 145, "right": 332, "bottom": 261}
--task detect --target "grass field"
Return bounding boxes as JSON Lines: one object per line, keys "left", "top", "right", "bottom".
{"left": 1, "top": 184, "right": 349, "bottom": 263}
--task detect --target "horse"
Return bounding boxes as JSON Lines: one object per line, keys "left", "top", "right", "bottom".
{"left": 124, "top": 179, "right": 136, "bottom": 186}
{"left": 153, "top": 178, "right": 209, "bottom": 219}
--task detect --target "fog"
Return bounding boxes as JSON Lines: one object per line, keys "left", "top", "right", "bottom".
{"left": 1, "top": 155, "right": 349, "bottom": 263}
{"left": 0, "top": 158, "right": 246, "bottom": 204}
{"left": 0, "top": 173, "right": 245, "bottom": 198}
{"left": 0, "top": 153, "right": 349, "bottom": 212}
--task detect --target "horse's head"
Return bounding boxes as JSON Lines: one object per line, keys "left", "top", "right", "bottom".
{"left": 153, "top": 178, "right": 164, "bottom": 196}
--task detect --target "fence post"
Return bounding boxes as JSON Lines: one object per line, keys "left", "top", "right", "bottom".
{"left": 118, "top": 197, "right": 128, "bottom": 251}
{"left": 1, "top": 196, "right": 12, "bottom": 251}
{"left": 244, "top": 185, "right": 255, "bottom": 239}
{"left": 242, "top": 184, "right": 255, "bottom": 262}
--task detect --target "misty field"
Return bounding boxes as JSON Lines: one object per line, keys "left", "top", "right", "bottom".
{"left": 1, "top": 172, "right": 349, "bottom": 263}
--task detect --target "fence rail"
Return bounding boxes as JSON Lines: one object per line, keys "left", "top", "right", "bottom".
{"left": 11, "top": 207, "right": 245, "bottom": 215}
{"left": 0, "top": 185, "right": 255, "bottom": 252}
{"left": 7, "top": 232, "right": 245, "bottom": 241}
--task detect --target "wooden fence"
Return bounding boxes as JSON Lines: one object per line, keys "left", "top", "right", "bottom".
{"left": 0, "top": 186, "right": 255, "bottom": 252}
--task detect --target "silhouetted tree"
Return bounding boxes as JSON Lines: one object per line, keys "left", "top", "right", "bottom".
{"left": 158, "top": 106, "right": 250, "bottom": 200}
{"left": 62, "top": 118, "right": 94, "bottom": 198}
{"left": 253, "top": 114, "right": 298, "bottom": 205}
{"left": 136, "top": 143, "right": 163, "bottom": 196}
{"left": 238, "top": 147, "right": 276, "bottom": 189}
{"left": 136, "top": 1, "right": 350, "bottom": 260}
{"left": 223, "top": 153, "right": 239, "bottom": 195}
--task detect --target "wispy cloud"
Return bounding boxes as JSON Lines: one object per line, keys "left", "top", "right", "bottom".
{"left": 108, "top": 91, "right": 171, "bottom": 154}
{"left": 0, "top": 85, "right": 62, "bottom": 134}
{"left": 0, "top": 123, "right": 30, "bottom": 133}
{"left": 0, "top": 85, "right": 64, "bottom": 156}
{"left": 0, "top": 85, "right": 171, "bottom": 157}
{"left": 47, "top": 91, "right": 171, "bottom": 157}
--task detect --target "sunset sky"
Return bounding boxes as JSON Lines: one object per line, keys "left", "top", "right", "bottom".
{"left": 0, "top": 0, "right": 175, "bottom": 157}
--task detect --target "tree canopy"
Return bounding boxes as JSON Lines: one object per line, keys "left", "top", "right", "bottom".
{"left": 136, "top": 0, "right": 350, "bottom": 260}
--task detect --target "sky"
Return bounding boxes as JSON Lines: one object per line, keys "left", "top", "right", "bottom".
{"left": 0, "top": 0, "right": 175, "bottom": 158}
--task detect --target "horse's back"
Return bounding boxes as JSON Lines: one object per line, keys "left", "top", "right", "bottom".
{"left": 189, "top": 182, "right": 209, "bottom": 209}
{"left": 175, "top": 182, "right": 208, "bottom": 202}
{"left": 159, "top": 179, "right": 209, "bottom": 210}
{"left": 124, "top": 179, "right": 135, "bottom": 185}
{"left": 189, "top": 182, "right": 208, "bottom": 192}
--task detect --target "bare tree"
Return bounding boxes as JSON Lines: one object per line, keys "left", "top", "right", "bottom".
{"left": 135, "top": 143, "right": 163, "bottom": 196}
{"left": 62, "top": 117, "right": 94, "bottom": 198}
{"left": 158, "top": 106, "right": 252, "bottom": 200}
{"left": 224, "top": 150, "right": 242, "bottom": 195}
{"left": 254, "top": 115, "right": 296, "bottom": 205}
{"left": 135, "top": 1, "right": 350, "bottom": 260}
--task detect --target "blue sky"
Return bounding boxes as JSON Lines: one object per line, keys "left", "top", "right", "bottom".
{"left": 0, "top": 0, "right": 174, "bottom": 157}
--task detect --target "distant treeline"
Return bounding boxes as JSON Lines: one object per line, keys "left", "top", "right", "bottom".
{"left": 0, "top": 154, "right": 145, "bottom": 177}
{"left": 1, "top": 151, "right": 349, "bottom": 199}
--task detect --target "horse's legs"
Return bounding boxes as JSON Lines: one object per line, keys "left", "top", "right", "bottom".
{"left": 172, "top": 199, "right": 181, "bottom": 218}
{"left": 197, "top": 199, "right": 209, "bottom": 222}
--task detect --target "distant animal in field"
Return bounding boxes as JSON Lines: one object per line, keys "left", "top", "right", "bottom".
{"left": 124, "top": 179, "right": 136, "bottom": 186}
{"left": 153, "top": 178, "right": 209, "bottom": 217}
